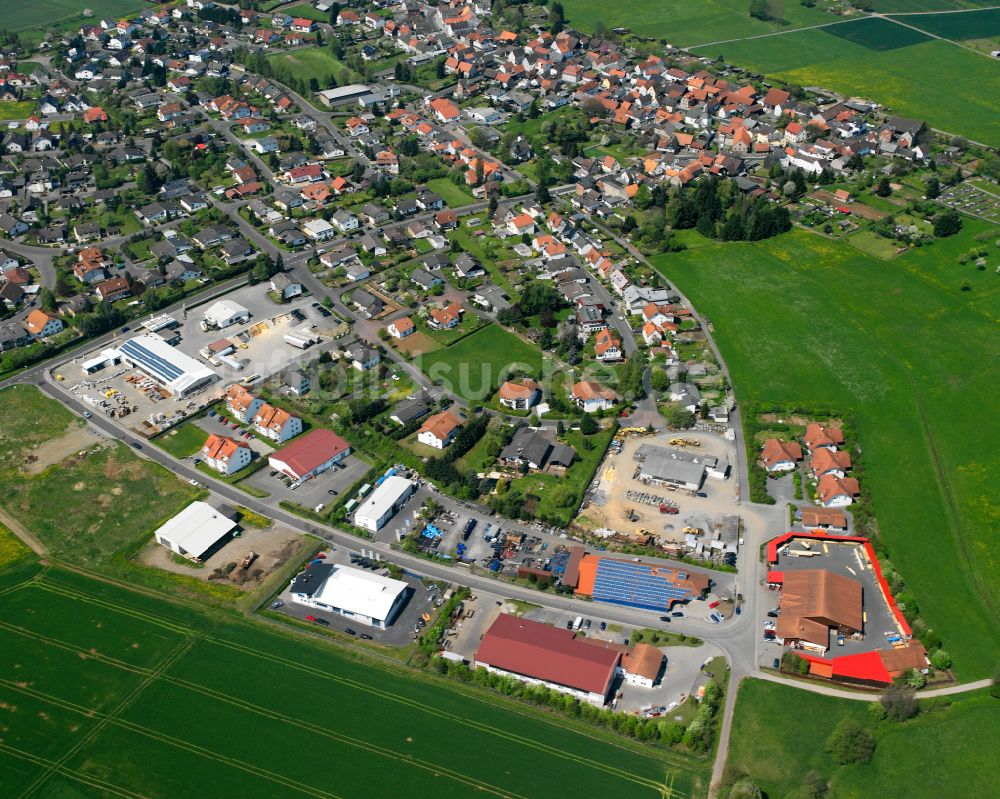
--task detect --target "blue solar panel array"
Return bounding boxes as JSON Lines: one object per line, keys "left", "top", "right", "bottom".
{"left": 591, "top": 559, "right": 693, "bottom": 612}
{"left": 120, "top": 339, "right": 185, "bottom": 381}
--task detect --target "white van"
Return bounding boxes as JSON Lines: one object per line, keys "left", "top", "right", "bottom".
{"left": 572, "top": 616, "right": 583, "bottom": 631}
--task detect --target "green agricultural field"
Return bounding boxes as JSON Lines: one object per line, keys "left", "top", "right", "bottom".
{"left": 873, "top": 0, "right": 998, "bottom": 11}
{"left": 726, "top": 678, "right": 1000, "bottom": 799}
{"left": 890, "top": 7, "right": 1000, "bottom": 40}
{"left": 153, "top": 422, "right": 209, "bottom": 459}
{"left": 653, "top": 223, "right": 1000, "bottom": 678}
{"left": 713, "top": 20, "right": 1000, "bottom": 145}
{"left": 4, "top": 0, "right": 146, "bottom": 31}
{"left": 559, "top": 0, "right": 832, "bottom": 47}
{"left": 0, "top": 564, "right": 707, "bottom": 798}
{"left": 416, "top": 324, "right": 544, "bottom": 401}
{"left": 425, "top": 177, "right": 476, "bottom": 207}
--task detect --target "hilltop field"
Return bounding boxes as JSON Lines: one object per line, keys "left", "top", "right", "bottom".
{"left": 654, "top": 221, "right": 1000, "bottom": 679}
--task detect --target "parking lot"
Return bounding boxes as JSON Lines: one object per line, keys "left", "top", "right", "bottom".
{"left": 244, "top": 452, "right": 369, "bottom": 510}
{"left": 269, "top": 545, "right": 442, "bottom": 646}
{"left": 59, "top": 284, "right": 335, "bottom": 434}
{"left": 767, "top": 536, "right": 905, "bottom": 655}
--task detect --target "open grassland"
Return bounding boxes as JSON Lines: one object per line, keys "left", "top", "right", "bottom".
{"left": 279, "top": 3, "right": 331, "bottom": 22}
{"left": 417, "top": 324, "right": 544, "bottom": 401}
{"left": 559, "top": 0, "right": 832, "bottom": 47}
{"left": 0, "top": 564, "right": 707, "bottom": 798}
{"left": 5, "top": 0, "right": 146, "bottom": 31}
{"left": 267, "top": 48, "right": 359, "bottom": 87}
{"left": 0, "top": 387, "right": 206, "bottom": 591}
{"left": 653, "top": 224, "right": 1000, "bottom": 678}
{"left": 727, "top": 679, "right": 999, "bottom": 799}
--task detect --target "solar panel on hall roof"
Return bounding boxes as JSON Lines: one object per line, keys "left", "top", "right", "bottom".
{"left": 120, "top": 339, "right": 184, "bottom": 380}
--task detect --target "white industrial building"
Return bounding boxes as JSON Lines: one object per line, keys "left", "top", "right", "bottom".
{"left": 354, "top": 475, "right": 415, "bottom": 531}
{"left": 289, "top": 562, "right": 409, "bottom": 629}
{"left": 635, "top": 443, "right": 729, "bottom": 491}
{"left": 116, "top": 334, "right": 218, "bottom": 398}
{"left": 203, "top": 299, "right": 251, "bottom": 330}
{"left": 153, "top": 501, "right": 238, "bottom": 561}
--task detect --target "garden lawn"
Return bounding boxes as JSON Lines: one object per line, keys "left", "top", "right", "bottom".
{"left": 513, "top": 427, "right": 616, "bottom": 526}
{"left": 416, "top": 324, "right": 543, "bottom": 401}
{"left": 727, "top": 678, "right": 999, "bottom": 799}
{"left": 0, "top": 565, "right": 707, "bottom": 799}
{"left": 279, "top": 3, "right": 330, "bottom": 22}
{"left": 653, "top": 223, "right": 1000, "bottom": 678}
{"left": 713, "top": 21, "right": 1000, "bottom": 146}
{"left": 425, "top": 178, "right": 476, "bottom": 208}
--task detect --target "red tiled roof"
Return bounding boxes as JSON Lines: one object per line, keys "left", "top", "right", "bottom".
{"left": 475, "top": 614, "right": 619, "bottom": 697}
{"left": 269, "top": 428, "right": 349, "bottom": 479}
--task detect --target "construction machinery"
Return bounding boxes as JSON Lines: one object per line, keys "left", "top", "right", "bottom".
{"left": 670, "top": 438, "right": 701, "bottom": 448}
{"left": 238, "top": 552, "right": 258, "bottom": 570}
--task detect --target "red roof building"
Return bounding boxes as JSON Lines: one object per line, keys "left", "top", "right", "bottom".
{"left": 267, "top": 428, "right": 351, "bottom": 482}
{"left": 474, "top": 614, "right": 620, "bottom": 704}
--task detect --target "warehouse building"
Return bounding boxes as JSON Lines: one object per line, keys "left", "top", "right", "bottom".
{"left": 289, "top": 562, "right": 409, "bottom": 629}
{"left": 775, "top": 569, "right": 863, "bottom": 652}
{"left": 635, "top": 443, "right": 729, "bottom": 491}
{"left": 474, "top": 614, "right": 620, "bottom": 705}
{"left": 153, "top": 501, "right": 238, "bottom": 561}
{"left": 117, "top": 334, "right": 218, "bottom": 398}
{"left": 202, "top": 299, "right": 251, "bottom": 330}
{"left": 562, "top": 546, "right": 710, "bottom": 612}
{"left": 354, "top": 475, "right": 416, "bottom": 531}
{"left": 268, "top": 428, "right": 351, "bottom": 482}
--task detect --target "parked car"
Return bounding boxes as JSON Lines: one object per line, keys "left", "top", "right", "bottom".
{"left": 773, "top": 658, "right": 781, "bottom": 669}
{"left": 82, "top": 410, "right": 92, "bottom": 418}
{"left": 735, "top": 606, "right": 742, "bottom": 615}
{"left": 313, "top": 617, "right": 330, "bottom": 626}
{"left": 671, "top": 611, "right": 684, "bottom": 618}
{"left": 271, "top": 600, "right": 284, "bottom": 609}
{"left": 305, "top": 615, "right": 317, "bottom": 622}
{"left": 344, "top": 628, "right": 356, "bottom": 636}
{"left": 359, "top": 633, "right": 373, "bottom": 640}
{"left": 583, "top": 619, "right": 591, "bottom": 630}
{"left": 131, "top": 442, "right": 142, "bottom": 449}
{"left": 766, "top": 610, "right": 779, "bottom": 618}
{"left": 659, "top": 615, "right": 671, "bottom": 622}
{"left": 599, "top": 621, "right": 606, "bottom": 631}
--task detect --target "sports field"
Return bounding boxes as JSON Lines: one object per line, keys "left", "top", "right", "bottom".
{"left": 726, "top": 678, "right": 999, "bottom": 799}
{"left": 5, "top": 0, "right": 145, "bottom": 31}
{"left": 0, "top": 563, "right": 705, "bottom": 798}
{"left": 709, "top": 16, "right": 1000, "bottom": 145}
{"left": 417, "top": 324, "right": 544, "bottom": 401}
{"left": 559, "top": 0, "right": 832, "bottom": 47}
{"left": 653, "top": 223, "right": 1000, "bottom": 679}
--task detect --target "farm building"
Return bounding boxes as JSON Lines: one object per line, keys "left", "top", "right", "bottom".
{"left": 289, "top": 562, "right": 409, "bottom": 628}
{"left": 153, "top": 502, "right": 238, "bottom": 561}
{"left": 354, "top": 475, "right": 416, "bottom": 531}
{"left": 268, "top": 428, "right": 351, "bottom": 482}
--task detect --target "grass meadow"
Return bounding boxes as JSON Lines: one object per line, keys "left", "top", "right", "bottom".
{"left": 559, "top": 0, "right": 831, "bottom": 47}
{"left": 5, "top": 0, "right": 146, "bottom": 31}
{"left": 153, "top": 421, "right": 208, "bottom": 459}
{"left": 711, "top": 19, "right": 1000, "bottom": 145}
{"left": 653, "top": 224, "right": 1000, "bottom": 679}
{"left": 417, "top": 324, "right": 544, "bottom": 401}
{"left": 0, "top": 564, "right": 706, "bottom": 798}
{"left": 727, "top": 679, "right": 999, "bottom": 799}
{"left": 267, "top": 48, "right": 360, "bottom": 88}
{"left": 425, "top": 177, "right": 476, "bottom": 208}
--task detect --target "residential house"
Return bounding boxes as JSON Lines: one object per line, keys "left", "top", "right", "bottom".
{"left": 201, "top": 433, "right": 253, "bottom": 475}
{"left": 571, "top": 381, "right": 617, "bottom": 413}
{"left": 23, "top": 309, "right": 63, "bottom": 338}
{"left": 417, "top": 410, "right": 463, "bottom": 449}
{"left": 253, "top": 403, "right": 303, "bottom": 443}
{"left": 761, "top": 439, "right": 802, "bottom": 473}
{"left": 497, "top": 379, "right": 540, "bottom": 410}
{"left": 387, "top": 316, "right": 415, "bottom": 339}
